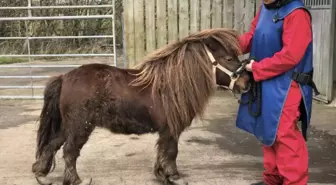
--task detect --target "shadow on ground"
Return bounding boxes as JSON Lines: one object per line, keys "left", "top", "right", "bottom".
{"left": 185, "top": 115, "right": 336, "bottom": 184}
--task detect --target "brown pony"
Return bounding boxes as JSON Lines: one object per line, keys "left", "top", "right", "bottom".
{"left": 31, "top": 28, "right": 251, "bottom": 185}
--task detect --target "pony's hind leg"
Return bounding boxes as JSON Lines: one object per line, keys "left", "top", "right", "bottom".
{"left": 154, "top": 129, "right": 188, "bottom": 185}
{"left": 32, "top": 133, "right": 65, "bottom": 185}
{"left": 62, "top": 127, "right": 93, "bottom": 185}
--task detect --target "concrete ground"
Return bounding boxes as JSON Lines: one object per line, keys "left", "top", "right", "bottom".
{"left": 0, "top": 57, "right": 335, "bottom": 185}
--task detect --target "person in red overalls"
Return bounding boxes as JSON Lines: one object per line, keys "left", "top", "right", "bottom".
{"left": 236, "top": 0, "right": 318, "bottom": 185}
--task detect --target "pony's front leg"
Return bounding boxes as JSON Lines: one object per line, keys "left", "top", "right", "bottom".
{"left": 154, "top": 128, "right": 188, "bottom": 185}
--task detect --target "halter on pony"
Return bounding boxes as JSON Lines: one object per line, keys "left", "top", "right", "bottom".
{"left": 203, "top": 44, "right": 261, "bottom": 116}
{"left": 202, "top": 44, "right": 250, "bottom": 92}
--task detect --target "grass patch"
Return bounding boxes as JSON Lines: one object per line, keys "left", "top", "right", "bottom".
{"left": 0, "top": 57, "right": 28, "bottom": 65}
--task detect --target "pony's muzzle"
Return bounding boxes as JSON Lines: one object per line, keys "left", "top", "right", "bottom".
{"left": 241, "top": 82, "right": 251, "bottom": 94}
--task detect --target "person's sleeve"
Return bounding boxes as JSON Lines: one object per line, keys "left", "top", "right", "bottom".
{"left": 251, "top": 9, "right": 312, "bottom": 82}
{"left": 239, "top": 9, "right": 261, "bottom": 54}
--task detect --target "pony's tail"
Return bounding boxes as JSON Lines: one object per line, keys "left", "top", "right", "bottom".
{"left": 35, "top": 75, "right": 63, "bottom": 159}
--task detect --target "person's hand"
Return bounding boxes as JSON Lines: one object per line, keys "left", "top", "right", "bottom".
{"left": 245, "top": 60, "right": 255, "bottom": 72}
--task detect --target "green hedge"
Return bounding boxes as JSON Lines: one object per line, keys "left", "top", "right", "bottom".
{"left": 0, "top": 0, "right": 123, "bottom": 56}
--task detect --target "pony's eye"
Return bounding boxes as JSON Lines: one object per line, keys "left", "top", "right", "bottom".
{"left": 225, "top": 56, "right": 233, "bottom": 61}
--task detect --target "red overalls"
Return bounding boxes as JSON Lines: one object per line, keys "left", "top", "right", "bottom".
{"left": 239, "top": 8, "right": 312, "bottom": 185}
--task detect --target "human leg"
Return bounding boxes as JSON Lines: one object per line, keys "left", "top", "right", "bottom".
{"left": 273, "top": 83, "right": 308, "bottom": 185}
{"left": 262, "top": 145, "right": 283, "bottom": 185}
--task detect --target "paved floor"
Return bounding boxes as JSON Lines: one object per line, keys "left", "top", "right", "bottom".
{"left": 0, "top": 90, "right": 335, "bottom": 185}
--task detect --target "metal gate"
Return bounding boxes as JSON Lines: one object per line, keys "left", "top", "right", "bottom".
{"left": 304, "top": 0, "right": 336, "bottom": 103}
{"left": 0, "top": 0, "right": 117, "bottom": 99}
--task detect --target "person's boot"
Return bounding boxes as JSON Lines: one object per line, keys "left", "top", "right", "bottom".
{"left": 250, "top": 181, "right": 267, "bottom": 185}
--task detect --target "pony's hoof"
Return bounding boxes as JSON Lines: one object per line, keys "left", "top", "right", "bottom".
{"left": 154, "top": 166, "right": 166, "bottom": 181}
{"left": 49, "top": 155, "right": 56, "bottom": 173}
{"left": 78, "top": 178, "right": 92, "bottom": 185}
{"left": 35, "top": 176, "right": 52, "bottom": 185}
{"left": 167, "top": 175, "right": 188, "bottom": 185}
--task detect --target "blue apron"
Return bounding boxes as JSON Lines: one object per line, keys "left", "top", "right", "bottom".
{"left": 236, "top": 0, "right": 313, "bottom": 146}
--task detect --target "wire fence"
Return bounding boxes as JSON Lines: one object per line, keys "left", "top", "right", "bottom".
{"left": 0, "top": 0, "right": 121, "bottom": 99}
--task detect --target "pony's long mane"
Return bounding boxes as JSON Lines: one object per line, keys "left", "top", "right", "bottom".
{"left": 130, "top": 28, "right": 241, "bottom": 139}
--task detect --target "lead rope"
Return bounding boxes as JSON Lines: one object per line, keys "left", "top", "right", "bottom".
{"left": 237, "top": 58, "right": 262, "bottom": 117}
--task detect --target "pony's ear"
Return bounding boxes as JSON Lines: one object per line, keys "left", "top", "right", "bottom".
{"left": 203, "top": 37, "right": 220, "bottom": 52}
{"left": 200, "top": 28, "right": 242, "bottom": 56}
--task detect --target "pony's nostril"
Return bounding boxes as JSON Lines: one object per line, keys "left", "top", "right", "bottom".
{"left": 242, "top": 83, "right": 251, "bottom": 93}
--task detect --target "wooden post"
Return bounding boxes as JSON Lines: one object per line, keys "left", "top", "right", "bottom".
{"left": 156, "top": 0, "right": 167, "bottom": 48}
{"left": 123, "top": 0, "right": 135, "bottom": 67}
{"left": 212, "top": 0, "right": 222, "bottom": 28}
{"left": 190, "top": 0, "right": 200, "bottom": 34}
{"left": 200, "top": 0, "right": 211, "bottom": 30}
{"left": 134, "top": 0, "right": 145, "bottom": 64}
{"left": 179, "top": 0, "right": 189, "bottom": 39}
{"left": 168, "top": 0, "right": 178, "bottom": 42}
{"left": 234, "top": 0, "right": 256, "bottom": 33}
{"left": 145, "top": 0, "right": 156, "bottom": 54}
{"left": 223, "top": 0, "right": 234, "bottom": 28}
